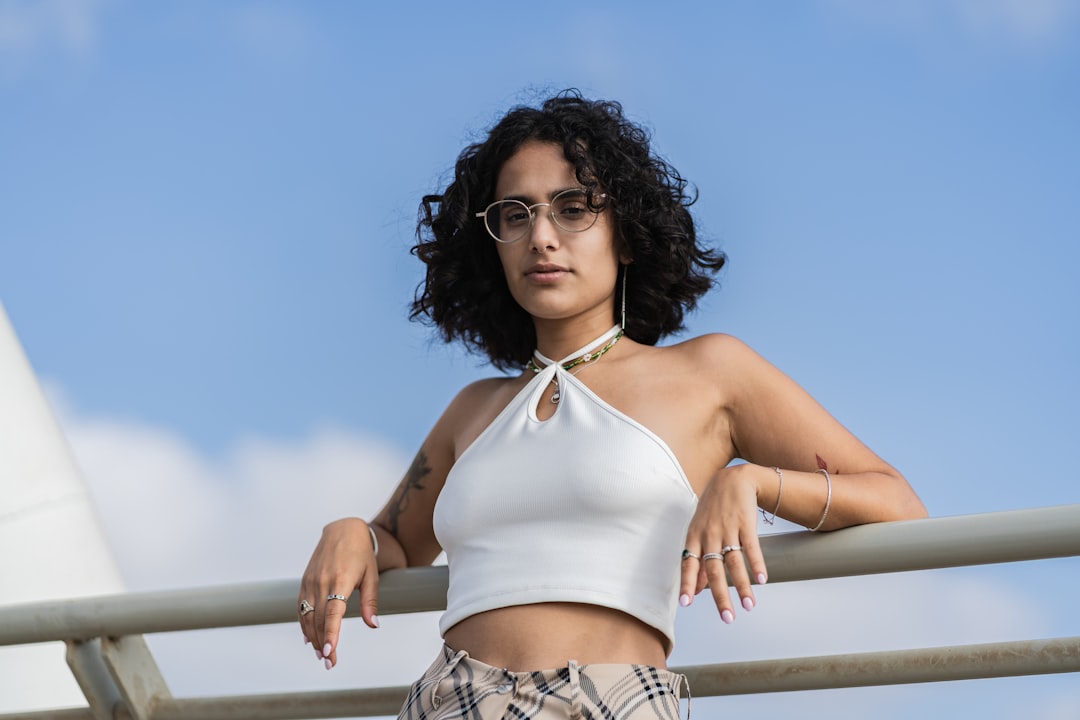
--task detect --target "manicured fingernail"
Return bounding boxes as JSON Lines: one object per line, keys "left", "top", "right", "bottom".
{"left": 742, "top": 596, "right": 755, "bottom": 611}
{"left": 324, "top": 658, "right": 332, "bottom": 671}
{"left": 756, "top": 573, "right": 767, "bottom": 585}
{"left": 303, "top": 634, "right": 310, "bottom": 645}
{"left": 371, "top": 614, "right": 380, "bottom": 628}
{"left": 721, "top": 609, "right": 734, "bottom": 624}
{"left": 323, "top": 643, "right": 332, "bottom": 657}
{"left": 679, "top": 594, "right": 692, "bottom": 607}
{"left": 315, "top": 649, "right": 323, "bottom": 660}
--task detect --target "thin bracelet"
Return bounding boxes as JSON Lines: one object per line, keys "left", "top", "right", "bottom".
{"left": 761, "top": 467, "right": 783, "bottom": 525}
{"left": 367, "top": 524, "right": 379, "bottom": 557}
{"left": 809, "top": 468, "right": 832, "bottom": 532}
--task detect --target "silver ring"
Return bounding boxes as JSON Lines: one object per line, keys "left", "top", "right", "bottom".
{"left": 720, "top": 545, "right": 744, "bottom": 557}
{"left": 326, "top": 593, "right": 348, "bottom": 603}
{"left": 701, "top": 552, "right": 724, "bottom": 561}
{"left": 299, "top": 600, "right": 314, "bottom": 616}
{"left": 681, "top": 549, "right": 699, "bottom": 560}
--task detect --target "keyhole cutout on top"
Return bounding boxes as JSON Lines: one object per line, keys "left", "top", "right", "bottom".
{"left": 527, "top": 326, "right": 623, "bottom": 424}
{"left": 533, "top": 373, "right": 561, "bottom": 421}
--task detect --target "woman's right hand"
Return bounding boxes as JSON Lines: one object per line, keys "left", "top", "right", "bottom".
{"left": 298, "top": 517, "right": 380, "bottom": 670}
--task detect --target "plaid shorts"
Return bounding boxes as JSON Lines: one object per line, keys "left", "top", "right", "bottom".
{"left": 397, "top": 644, "right": 689, "bottom": 720}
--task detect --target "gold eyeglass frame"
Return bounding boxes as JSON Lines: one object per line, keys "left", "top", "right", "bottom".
{"left": 475, "top": 189, "right": 608, "bottom": 244}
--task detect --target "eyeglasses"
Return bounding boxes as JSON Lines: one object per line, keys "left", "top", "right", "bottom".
{"left": 475, "top": 188, "right": 607, "bottom": 244}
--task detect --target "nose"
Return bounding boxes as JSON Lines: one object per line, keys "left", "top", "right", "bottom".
{"left": 527, "top": 204, "right": 560, "bottom": 253}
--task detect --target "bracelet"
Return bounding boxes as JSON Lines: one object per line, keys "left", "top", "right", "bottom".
{"left": 367, "top": 524, "right": 379, "bottom": 557}
{"left": 809, "top": 468, "right": 832, "bottom": 532}
{"left": 760, "top": 467, "right": 783, "bottom": 526}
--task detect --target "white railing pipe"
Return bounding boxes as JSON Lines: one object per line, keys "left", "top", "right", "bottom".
{"left": 3, "top": 504, "right": 1079, "bottom": 646}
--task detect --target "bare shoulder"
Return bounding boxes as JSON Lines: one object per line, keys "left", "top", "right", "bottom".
{"left": 437, "top": 373, "right": 529, "bottom": 458}
{"left": 444, "top": 374, "right": 524, "bottom": 417}
{"left": 649, "top": 333, "right": 795, "bottom": 423}
{"left": 657, "top": 332, "right": 762, "bottom": 376}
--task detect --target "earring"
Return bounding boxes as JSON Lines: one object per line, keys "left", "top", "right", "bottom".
{"left": 620, "top": 265, "right": 628, "bottom": 331}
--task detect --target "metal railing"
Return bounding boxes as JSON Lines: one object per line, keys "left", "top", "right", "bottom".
{"left": 2, "top": 504, "right": 1079, "bottom": 720}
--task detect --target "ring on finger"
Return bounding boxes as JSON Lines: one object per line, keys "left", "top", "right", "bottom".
{"left": 701, "top": 552, "right": 724, "bottom": 561}
{"left": 681, "top": 549, "right": 700, "bottom": 560}
{"left": 299, "top": 600, "right": 315, "bottom": 616}
{"left": 721, "top": 545, "right": 744, "bottom": 557}
{"left": 327, "top": 593, "right": 348, "bottom": 603}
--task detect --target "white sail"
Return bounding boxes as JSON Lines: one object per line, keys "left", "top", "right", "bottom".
{"left": 0, "top": 303, "right": 125, "bottom": 712}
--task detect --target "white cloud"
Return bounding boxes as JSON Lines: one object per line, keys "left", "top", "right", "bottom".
{"left": 230, "top": 3, "right": 319, "bottom": 66}
{"left": 50, "top": 388, "right": 441, "bottom": 716}
{"left": 952, "top": 0, "right": 1076, "bottom": 45}
{"left": 671, "top": 570, "right": 1047, "bottom": 665}
{"left": 53, "top": 399, "right": 411, "bottom": 591}
{"left": 1025, "top": 689, "right": 1080, "bottom": 720}
{"left": 0, "top": 0, "right": 107, "bottom": 81}
{"left": 669, "top": 570, "right": 1054, "bottom": 717}
{"left": 825, "top": 0, "right": 1076, "bottom": 49}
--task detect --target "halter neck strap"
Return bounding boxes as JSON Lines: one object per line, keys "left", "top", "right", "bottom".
{"left": 533, "top": 325, "right": 623, "bottom": 368}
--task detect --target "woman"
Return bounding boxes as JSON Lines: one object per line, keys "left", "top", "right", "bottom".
{"left": 298, "top": 92, "right": 927, "bottom": 719}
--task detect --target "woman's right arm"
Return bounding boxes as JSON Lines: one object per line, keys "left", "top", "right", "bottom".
{"left": 299, "top": 437, "right": 453, "bottom": 669}
{"left": 298, "top": 380, "right": 497, "bottom": 669}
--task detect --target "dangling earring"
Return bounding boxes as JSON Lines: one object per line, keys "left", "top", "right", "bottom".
{"left": 620, "top": 264, "right": 628, "bottom": 331}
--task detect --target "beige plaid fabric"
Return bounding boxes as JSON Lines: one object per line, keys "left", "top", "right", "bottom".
{"left": 398, "top": 645, "right": 688, "bottom": 720}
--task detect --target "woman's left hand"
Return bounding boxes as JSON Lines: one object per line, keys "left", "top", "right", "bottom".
{"left": 680, "top": 463, "right": 770, "bottom": 624}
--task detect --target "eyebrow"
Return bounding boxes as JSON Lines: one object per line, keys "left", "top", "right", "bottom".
{"left": 500, "top": 186, "right": 584, "bottom": 203}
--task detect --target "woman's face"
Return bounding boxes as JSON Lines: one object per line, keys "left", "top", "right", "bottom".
{"left": 492, "top": 141, "right": 624, "bottom": 328}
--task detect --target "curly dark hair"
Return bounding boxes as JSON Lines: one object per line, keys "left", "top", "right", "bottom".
{"left": 410, "top": 90, "right": 726, "bottom": 371}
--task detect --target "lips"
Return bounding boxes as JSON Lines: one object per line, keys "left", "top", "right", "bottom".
{"left": 525, "top": 263, "right": 569, "bottom": 278}
{"left": 524, "top": 264, "right": 570, "bottom": 285}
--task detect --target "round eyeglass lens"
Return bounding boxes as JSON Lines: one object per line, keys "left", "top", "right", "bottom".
{"left": 549, "top": 190, "right": 597, "bottom": 233}
{"left": 486, "top": 200, "right": 532, "bottom": 244}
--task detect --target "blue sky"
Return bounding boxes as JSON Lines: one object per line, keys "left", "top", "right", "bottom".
{"left": 1, "top": 1, "right": 1079, "bottom": 718}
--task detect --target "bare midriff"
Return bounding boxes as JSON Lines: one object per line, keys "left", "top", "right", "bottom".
{"left": 441, "top": 602, "right": 669, "bottom": 672}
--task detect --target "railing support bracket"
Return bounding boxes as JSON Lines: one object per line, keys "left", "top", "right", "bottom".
{"left": 65, "top": 636, "right": 171, "bottom": 720}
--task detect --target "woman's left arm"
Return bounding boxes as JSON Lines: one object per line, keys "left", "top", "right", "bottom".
{"left": 680, "top": 334, "right": 927, "bottom": 622}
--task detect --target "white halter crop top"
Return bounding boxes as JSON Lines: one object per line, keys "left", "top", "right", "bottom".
{"left": 432, "top": 326, "right": 698, "bottom": 651}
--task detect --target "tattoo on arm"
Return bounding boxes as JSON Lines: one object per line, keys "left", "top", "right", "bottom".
{"left": 384, "top": 450, "right": 431, "bottom": 536}
{"left": 815, "top": 453, "right": 839, "bottom": 474}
